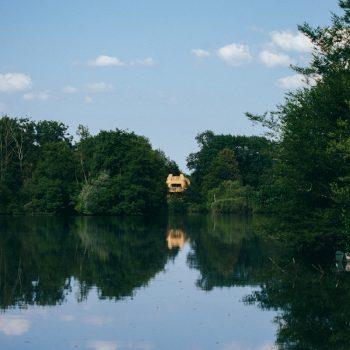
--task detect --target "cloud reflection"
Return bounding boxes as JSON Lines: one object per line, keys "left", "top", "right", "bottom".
{"left": 0, "top": 316, "right": 30, "bottom": 336}
{"left": 222, "top": 342, "right": 277, "bottom": 350}
{"left": 87, "top": 341, "right": 118, "bottom": 350}
{"left": 86, "top": 340, "right": 154, "bottom": 350}
{"left": 60, "top": 314, "right": 75, "bottom": 321}
{"left": 84, "top": 315, "right": 112, "bottom": 326}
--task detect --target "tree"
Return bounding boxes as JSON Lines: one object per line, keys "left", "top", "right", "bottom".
{"left": 76, "top": 124, "right": 92, "bottom": 185}
{"left": 75, "top": 129, "right": 172, "bottom": 216}
{"left": 35, "top": 120, "right": 72, "bottom": 146}
{"left": 246, "top": 2, "right": 350, "bottom": 215}
{"left": 0, "top": 116, "right": 36, "bottom": 213}
{"left": 0, "top": 117, "right": 177, "bottom": 215}
{"left": 187, "top": 131, "right": 274, "bottom": 206}
{"left": 202, "top": 148, "right": 241, "bottom": 192}
{"left": 31, "top": 142, "right": 77, "bottom": 214}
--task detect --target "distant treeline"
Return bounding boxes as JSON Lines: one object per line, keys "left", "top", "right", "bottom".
{"left": 0, "top": 118, "right": 178, "bottom": 215}
{"left": 172, "top": 132, "right": 275, "bottom": 214}
{"left": 0, "top": 114, "right": 276, "bottom": 216}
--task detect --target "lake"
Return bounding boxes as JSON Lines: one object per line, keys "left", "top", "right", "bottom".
{"left": 0, "top": 215, "right": 348, "bottom": 350}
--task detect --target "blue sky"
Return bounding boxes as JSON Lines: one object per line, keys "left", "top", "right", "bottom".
{"left": 0, "top": 0, "right": 340, "bottom": 170}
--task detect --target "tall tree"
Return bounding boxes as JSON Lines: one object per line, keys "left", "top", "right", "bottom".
{"left": 31, "top": 141, "right": 77, "bottom": 214}
{"left": 75, "top": 129, "right": 171, "bottom": 215}
{"left": 202, "top": 148, "right": 241, "bottom": 193}
{"left": 245, "top": 1, "right": 350, "bottom": 232}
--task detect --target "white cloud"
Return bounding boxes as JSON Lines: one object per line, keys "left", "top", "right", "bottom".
{"left": 259, "top": 50, "right": 294, "bottom": 68}
{"left": 88, "top": 55, "right": 156, "bottom": 67}
{"left": 87, "top": 341, "right": 118, "bottom": 350}
{"left": 84, "top": 315, "right": 112, "bottom": 326}
{"left": 84, "top": 96, "right": 93, "bottom": 104}
{"left": 130, "top": 57, "right": 156, "bottom": 66}
{"left": 62, "top": 83, "right": 114, "bottom": 94}
{"left": 0, "top": 73, "right": 32, "bottom": 92}
{"left": 217, "top": 43, "right": 252, "bottom": 66}
{"left": 23, "top": 92, "right": 50, "bottom": 101}
{"left": 62, "top": 86, "right": 78, "bottom": 94}
{"left": 0, "top": 316, "right": 30, "bottom": 336}
{"left": 270, "top": 31, "right": 313, "bottom": 53}
{"left": 276, "top": 74, "right": 307, "bottom": 89}
{"left": 60, "top": 314, "right": 75, "bottom": 321}
{"left": 191, "top": 48, "right": 210, "bottom": 58}
{"left": 84, "top": 83, "right": 113, "bottom": 93}
{"left": 88, "top": 55, "right": 124, "bottom": 66}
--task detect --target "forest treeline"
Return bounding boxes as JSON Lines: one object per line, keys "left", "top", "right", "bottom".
{"left": 0, "top": 119, "right": 178, "bottom": 215}
{"left": 0, "top": 114, "right": 275, "bottom": 217}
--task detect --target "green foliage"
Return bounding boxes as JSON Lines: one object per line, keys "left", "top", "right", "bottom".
{"left": 0, "top": 116, "right": 37, "bottom": 213}
{"left": 187, "top": 132, "right": 275, "bottom": 190}
{"left": 30, "top": 141, "right": 77, "bottom": 214}
{"left": 35, "top": 120, "right": 72, "bottom": 146}
{"left": 0, "top": 117, "right": 177, "bottom": 215}
{"left": 167, "top": 193, "right": 187, "bottom": 214}
{"left": 208, "top": 180, "right": 252, "bottom": 214}
{"left": 202, "top": 148, "right": 241, "bottom": 193}
{"left": 244, "top": 2, "right": 350, "bottom": 245}
{"left": 75, "top": 129, "right": 169, "bottom": 216}
{"left": 186, "top": 132, "right": 273, "bottom": 212}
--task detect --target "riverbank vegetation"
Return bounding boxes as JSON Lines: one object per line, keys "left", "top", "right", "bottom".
{"left": 0, "top": 119, "right": 178, "bottom": 215}
{"left": 182, "top": 132, "right": 275, "bottom": 213}
{"left": 183, "top": 2, "right": 350, "bottom": 219}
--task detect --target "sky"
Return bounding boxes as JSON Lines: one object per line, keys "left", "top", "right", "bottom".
{"left": 0, "top": 0, "right": 341, "bottom": 171}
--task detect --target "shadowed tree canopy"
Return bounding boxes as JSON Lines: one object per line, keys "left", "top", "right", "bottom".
{"left": 202, "top": 148, "right": 241, "bottom": 193}
{"left": 186, "top": 131, "right": 275, "bottom": 209}
{"left": 75, "top": 129, "right": 172, "bottom": 215}
{"left": 243, "top": 0, "right": 350, "bottom": 246}
{"left": 0, "top": 117, "right": 178, "bottom": 215}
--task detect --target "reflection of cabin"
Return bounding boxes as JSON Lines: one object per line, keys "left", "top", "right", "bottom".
{"left": 167, "top": 229, "right": 188, "bottom": 249}
{"left": 166, "top": 174, "right": 190, "bottom": 193}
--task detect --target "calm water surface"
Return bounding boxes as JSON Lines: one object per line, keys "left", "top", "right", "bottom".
{"left": 0, "top": 215, "right": 348, "bottom": 350}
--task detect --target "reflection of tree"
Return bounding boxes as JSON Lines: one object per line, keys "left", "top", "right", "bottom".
{"left": 0, "top": 217, "right": 76, "bottom": 308}
{"left": 0, "top": 216, "right": 174, "bottom": 309}
{"left": 71, "top": 217, "right": 176, "bottom": 300}
{"left": 182, "top": 214, "right": 350, "bottom": 349}
{"left": 182, "top": 215, "right": 280, "bottom": 290}
{"left": 244, "top": 259, "right": 350, "bottom": 350}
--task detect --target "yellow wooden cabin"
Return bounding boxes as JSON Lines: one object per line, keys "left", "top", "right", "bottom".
{"left": 166, "top": 174, "right": 190, "bottom": 193}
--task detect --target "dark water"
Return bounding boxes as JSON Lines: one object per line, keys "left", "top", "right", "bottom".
{"left": 0, "top": 215, "right": 349, "bottom": 350}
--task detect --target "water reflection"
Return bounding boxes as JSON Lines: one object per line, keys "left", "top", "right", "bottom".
{"left": 243, "top": 257, "right": 350, "bottom": 350}
{"left": 0, "top": 316, "right": 30, "bottom": 336}
{"left": 172, "top": 215, "right": 350, "bottom": 350}
{"left": 0, "top": 215, "right": 350, "bottom": 349}
{"left": 181, "top": 215, "right": 283, "bottom": 290}
{"left": 0, "top": 216, "right": 177, "bottom": 308}
{"left": 166, "top": 228, "right": 188, "bottom": 249}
